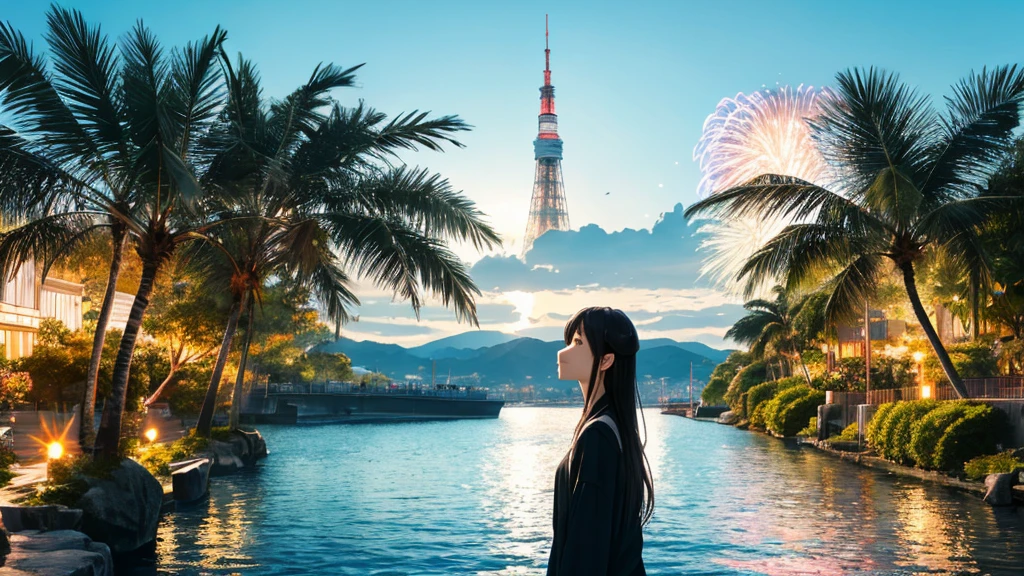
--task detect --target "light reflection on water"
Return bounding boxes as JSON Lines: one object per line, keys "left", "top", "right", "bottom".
{"left": 153, "top": 407, "right": 1024, "bottom": 575}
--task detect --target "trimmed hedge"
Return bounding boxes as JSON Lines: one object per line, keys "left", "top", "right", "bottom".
{"left": 909, "top": 401, "right": 971, "bottom": 469}
{"left": 867, "top": 399, "right": 1008, "bottom": 472}
{"left": 933, "top": 404, "right": 1005, "bottom": 472}
{"left": 773, "top": 389, "right": 825, "bottom": 437}
{"left": 865, "top": 402, "right": 897, "bottom": 450}
{"left": 763, "top": 386, "right": 812, "bottom": 433}
{"left": 879, "top": 400, "right": 938, "bottom": 465}
{"left": 761, "top": 385, "right": 825, "bottom": 437}
{"left": 746, "top": 381, "right": 778, "bottom": 429}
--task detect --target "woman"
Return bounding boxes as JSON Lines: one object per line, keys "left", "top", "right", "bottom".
{"left": 547, "top": 307, "right": 654, "bottom": 575}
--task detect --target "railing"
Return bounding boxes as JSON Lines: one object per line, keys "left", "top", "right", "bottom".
{"left": 250, "top": 381, "right": 490, "bottom": 400}
{"left": 865, "top": 376, "right": 1024, "bottom": 405}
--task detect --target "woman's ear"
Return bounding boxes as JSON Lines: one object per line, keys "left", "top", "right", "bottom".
{"left": 599, "top": 353, "right": 615, "bottom": 372}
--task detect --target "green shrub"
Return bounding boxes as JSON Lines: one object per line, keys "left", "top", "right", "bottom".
{"left": 883, "top": 400, "right": 938, "bottom": 465}
{"left": 26, "top": 454, "right": 121, "bottom": 507}
{"left": 909, "top": 401, "right": 971, "bottom": 469}
{"left": 797, "top": 417, "right": 817, "bottom": 437}
{"left": 964, "top": 451, "right": 1024, "bottom": 481}
{"left": 137, "top": 431, "right": 211, "bottom": 477}
{"left": 828, "top": 422, "right": 859, "bottom": 443}
{"left": 865, "top": 402, "right": 897, "bottom": 451}
{"left": 933, "top": 404, "right": 1005, "bottom": 471}
{"left": 763, "top": 386, "right": 813, "bottom": 434}
{"left": 773, "top": 389, "right": 826, "bottom": 437}
{"left": 923, "top": 340, "right": 998, "bottom": 384}
{"left": 724, "top": 361, "right": 767, "bottom": 415}
{"left": 746, "top": 381, "right": 779, "bottom": 428}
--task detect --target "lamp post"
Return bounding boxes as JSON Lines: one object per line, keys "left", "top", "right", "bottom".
{"left": 913, "top": 351, "right": 929, "bottom": 399}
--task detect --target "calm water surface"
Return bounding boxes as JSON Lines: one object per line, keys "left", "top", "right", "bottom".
{"left": 154, "top": 407, "right": 1024, "bottom": 575}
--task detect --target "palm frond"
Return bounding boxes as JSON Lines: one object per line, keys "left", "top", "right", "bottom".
{"left": 923, "top": 65, "right": 1024, "bottom": 202}
{"left": 0, "top": 17, "right": 107, "bottom": 178}
{"left": 0, "top": 211, "right": 104, "bottom": 283}
{"left": 168, "top": 25, "right": 227, "bottom": 158}
{"left": 339, "top": 166, "right": 501, "bottom": 250}
{"left": 822, "top": 253, "right": 884, "bottom": 327}
{"left": 809, "top": 67, "right": 936, "bottom": 194}
{"left": 44, "top": 6, "right": 128, "bottom": 163}
{"left": 322, "top": 213, "right": 481, "bottom": 325}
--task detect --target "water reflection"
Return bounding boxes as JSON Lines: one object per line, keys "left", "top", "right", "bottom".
{"left": 154, "top": 409, "right": 1024, "bottom": 575}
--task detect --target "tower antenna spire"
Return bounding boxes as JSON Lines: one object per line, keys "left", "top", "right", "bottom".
{"left": 543, "top": 14, "right": 551, "bottom": 86}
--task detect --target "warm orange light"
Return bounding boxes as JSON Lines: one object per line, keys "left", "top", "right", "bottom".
{"left": 145, "top": 428, "right": 158, "bottom": 443}
{"left": 912, "top": 351, "right": 925, "bottom": 364}
{"left": 921, "top": 385, "right": 932, "bottom": 399}
{"left": 47, "top": 442, "right": 63, "bottom": 460}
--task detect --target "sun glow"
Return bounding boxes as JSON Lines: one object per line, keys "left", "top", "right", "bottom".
{"left": 502, "top": 291, "right": 536, "bottom": 331}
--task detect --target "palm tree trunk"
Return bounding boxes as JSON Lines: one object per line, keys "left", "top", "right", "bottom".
{"left": 79, "top": 225, "right": 126, "bottom": 449}
{"left": 196, "top": 292, "right": 248, "bottom": 437}
{"left": 228, "top": 308, "right": 255, "bottom": 430}
{"left": 94, "top": 257, "right": 159, "bottom": 461}
{"left": 900, "top": 261, "right": 969, "bottom": 398}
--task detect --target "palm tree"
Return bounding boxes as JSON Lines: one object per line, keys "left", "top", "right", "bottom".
{"left": 726, "top": 286, "right": 813, "bottom": 385}
{"left": 0, "top": 7, "right": 235, "bottom": 460}
{"left": 687, "top": 66, "right": 1024, "bottom": 399}
{"left": 191, "top": 53, "right": 501, "bottom": 435}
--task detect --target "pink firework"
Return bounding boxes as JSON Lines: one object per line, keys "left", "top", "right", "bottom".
{"left": 692, "top": 85, "right": 832, "bottom": 293}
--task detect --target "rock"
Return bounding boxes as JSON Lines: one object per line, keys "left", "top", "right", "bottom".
{"left": 983, "top": 468, "right": 1024, "bottom": 507}
{"left": 3, "top": 530, "right": 112, "bottom": 576}
{"left": 0, "top": 506, "right": 83, "bottom": 534}
{"left": 171, "top": 458, "right": 211, "bottom": 503}
{"left": 0, "top": 506, "right": 60, "bottom": 532}
{"left": 717, "top": 411, "right": 738, "bottom": 425}
{"left": 75, "top": 459, "right": 162, "bottom": 555}
{"left": 8, "top": 530, "right": 90, "bottom": 552}
{"left": 7, "top": 548, "right": 110, "bottom": 575}
{"left": 57, "top": 509, "right": 83, "bottom": 532}
{"left": 203, "top": 429, "right": 268, "bottom": 476}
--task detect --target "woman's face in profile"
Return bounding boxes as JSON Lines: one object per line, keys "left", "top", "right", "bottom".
{"left": 557, "top": 324, "right": 592, "bottom": 383}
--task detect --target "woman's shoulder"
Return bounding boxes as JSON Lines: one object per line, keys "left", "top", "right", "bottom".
{"left": 575, "top": 418, "right": 622, "bottom": 453}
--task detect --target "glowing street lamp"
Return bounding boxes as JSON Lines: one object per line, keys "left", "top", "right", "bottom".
{"left": 912, "top": 352, "right": 929, "bottom": 399}
{"left": 145, "top": 428, "right": 158, "bottom": 443}
{"left": 46, "top": 441, "right": 63, "bottom": 482}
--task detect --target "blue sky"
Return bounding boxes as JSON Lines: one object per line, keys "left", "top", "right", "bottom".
{"left": 6, "top": 0, "right": 1024, "bottom": 348}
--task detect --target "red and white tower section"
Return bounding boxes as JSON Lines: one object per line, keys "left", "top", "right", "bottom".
{"left": 522, "top": 16, "right": 570, "bottom": 256}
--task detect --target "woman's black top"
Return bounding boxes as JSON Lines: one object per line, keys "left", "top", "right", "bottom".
{"left": 547, "top": 394, "right": 646, "bottom": 575}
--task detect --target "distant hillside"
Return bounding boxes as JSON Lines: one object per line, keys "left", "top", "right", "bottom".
{"left": 316, "top": 333, "right": 723, "bottom": 388}
{"left": 406, "top": 330, "right": 519, "bottom": 358}
{"left": 639, "top": 338, "right": 735, "bottom": 363}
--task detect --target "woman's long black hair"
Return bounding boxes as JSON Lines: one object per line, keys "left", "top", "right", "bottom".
{"left": 564, "top": 306, "right": 655, "bottom": 527}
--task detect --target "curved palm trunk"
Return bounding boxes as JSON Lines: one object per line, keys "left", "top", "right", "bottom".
{"left": 900, "top": 261, "right": 969, "bottom": 398}
{"left": 94, "top": 258, "right": 160, "bottom": 461}
{"left": 196, "top": 292, "right": 248, "bottom": 437}
{"left": 228, "top": 308, "right": 255, "bottom": 430}
{"left": 79, "top": 225, "right": 126, "bottom": 449}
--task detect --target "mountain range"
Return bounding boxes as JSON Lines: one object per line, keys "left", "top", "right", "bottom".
{"left": 316, "top": 331, "right": 733, "bottom": 389}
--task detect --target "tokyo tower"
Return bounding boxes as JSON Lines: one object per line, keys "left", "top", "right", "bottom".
{"left": 522, "top": 15, "right": 570, "bottom": 256}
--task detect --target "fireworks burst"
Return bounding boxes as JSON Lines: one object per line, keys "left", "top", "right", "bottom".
{"left": 692, "top": 85, "right": 832, "bottom": 294}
